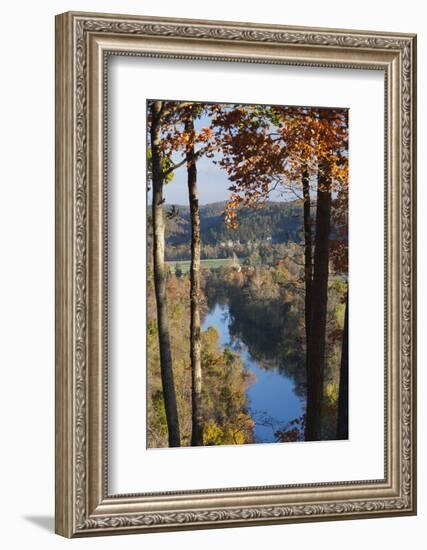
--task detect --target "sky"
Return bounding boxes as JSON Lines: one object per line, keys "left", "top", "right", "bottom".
{"left": 163, "top": 150, "right": 231, "bottom": 205}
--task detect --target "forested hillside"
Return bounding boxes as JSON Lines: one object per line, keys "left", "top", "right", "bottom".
{"left": 148, "top": 200, "right": 308, "bottom": 262}
{"left": 165, "top": 200, "right": 303, "bottom": 245}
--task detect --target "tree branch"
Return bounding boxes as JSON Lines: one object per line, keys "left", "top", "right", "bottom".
{"left": 162, "top": 144, "right": 217, "bottom": 178}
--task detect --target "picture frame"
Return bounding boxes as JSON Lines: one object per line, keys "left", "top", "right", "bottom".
{"left": 55, "top": 11, "right": 417, "bottom": 537}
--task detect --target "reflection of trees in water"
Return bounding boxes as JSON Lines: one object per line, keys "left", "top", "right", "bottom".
{"left": 226, "top": 297, "right": 307, "bottom": 399}
{"left": 227, "top": 304, "right": 340, "bottom": 441}
{"left": 204, "top": 269, "right": 344, "bottom": 442}
{"left": 251, "top": 410, "right": 305, "bottom": 443}
{"left": 205, "top": 283, "right": 228, "bottom": 309}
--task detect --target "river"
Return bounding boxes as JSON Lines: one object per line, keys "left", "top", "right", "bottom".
{"left": 202, "top": 302, "right": 303, "bottom": 444}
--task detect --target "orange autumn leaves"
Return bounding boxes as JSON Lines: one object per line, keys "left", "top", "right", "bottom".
{"left": 149, "top": 102, "right": 218, "bottom": 173}
{"left": 212, "top": 105, "right": 349, "bottom": 229}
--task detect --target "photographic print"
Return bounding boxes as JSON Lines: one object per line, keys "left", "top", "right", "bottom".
{"left": 147, "top": 100, "right": 349, "bottom": 449}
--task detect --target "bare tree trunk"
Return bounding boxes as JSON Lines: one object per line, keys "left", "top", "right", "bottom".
{"left": 185, "top": 115, "right": 204, "bottom": 446}
{"left": 337, "top": 294, "right": 349, "bottom": 439}
{"left": 305, "top": 160, "right": 332, "bottom": 441}
{"left": 150, "top": 100, "right": 180, "bottom": 447}
{"left": 302, "top": 167, "right": 313, "bottom": 381}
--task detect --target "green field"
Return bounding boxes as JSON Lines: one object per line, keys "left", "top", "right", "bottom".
{"left": 166, "top": 258, "right": 232, "bottom": 273}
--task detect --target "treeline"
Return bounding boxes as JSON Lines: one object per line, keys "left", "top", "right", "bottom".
{"left": 164, "top": 200, "right": 304, "bottom": 245}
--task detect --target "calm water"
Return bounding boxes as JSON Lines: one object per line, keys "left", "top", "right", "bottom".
{"left": 202, "top": 302, "right": 303, "bottom": 443}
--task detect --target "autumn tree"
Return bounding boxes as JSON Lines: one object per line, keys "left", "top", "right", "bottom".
{"left": 212, "top": 104, "right": 348, "bottom": 441}
{"left": 214, "top": 105, "right": 317, "bottom": 360}
{"left": 305, "top": 155, "right": 332, "bottom": 440}
{"left": 148, "top": 100, "right": 181, "bottom": 447}
{"left": 301, "top": 108, "right": 348, "bottom": 440}
{"left": 326, "top": 148, "right": 349, "bottom": 440}
{"left": 302, "top": 167, "right": 313, "bottom": 354}
{"left": 337, "top": 294, "right": 349, "bottom": 439}
{"left": 149, "top": 101, "right": 216, "bottom": 446}
{"left": 212, "top": 104, "right": 317, "bottom": 390}
{"left": 185, "top": 112, "right": 204, "bottom": 445}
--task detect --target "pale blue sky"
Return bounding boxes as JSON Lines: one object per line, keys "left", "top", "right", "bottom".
{"left": 163, "top": 152, "right": 231, "bottom": 205}
{"left": 159, "top": 152, "right": 289, "bottom": 205}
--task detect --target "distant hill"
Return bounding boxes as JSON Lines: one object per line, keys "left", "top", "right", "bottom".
{"left": 162, "top": 200, "right": 304, "bottom": 246}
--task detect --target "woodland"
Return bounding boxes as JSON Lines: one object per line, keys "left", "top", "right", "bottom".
{"left": 147, "top": 100, "right": 349, "bottom": 448}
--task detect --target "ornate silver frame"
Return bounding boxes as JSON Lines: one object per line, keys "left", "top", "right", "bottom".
{"left": 55, "top": 11, "right": 417, "bottom": 537}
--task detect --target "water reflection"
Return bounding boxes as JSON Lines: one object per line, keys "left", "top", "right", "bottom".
{"left": 202, "top": 302, "right": 304, "bottom": 443}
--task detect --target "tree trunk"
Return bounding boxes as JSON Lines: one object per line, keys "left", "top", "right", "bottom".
{"left": 150, "top": 100, "right": 181, "bottom": 447}
{"left": 305, "top": 160, "right": 332, "bottom": 441}
{"left": 337, "top": 294, "right": 349, "bottom": 439}
{"left": 185, "top": 115, "right": 204, "bottom": 446}
{"left": 302, "top": 168, "right": 313, "bottom": 381}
